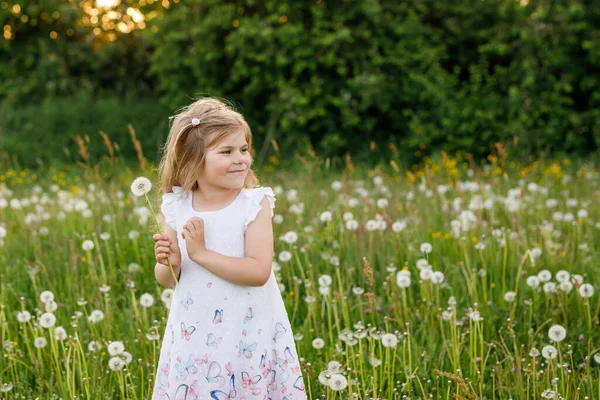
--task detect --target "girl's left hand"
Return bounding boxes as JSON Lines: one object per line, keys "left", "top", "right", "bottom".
{"left": 182, "top": 217, "right": 207, "bottom": 263}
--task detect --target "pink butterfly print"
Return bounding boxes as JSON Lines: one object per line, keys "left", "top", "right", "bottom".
{"left": 174, "top": 354, "right": 199, "bottom": 382}
{"left": 181, "top": 322, "right": 196, "bottom": 341}
{"left": 180, "top": 292, "right": 194, "bottom": 310}
{"left": 257, "top": 329, "right": 262, "bottom": 335}
{"left": 244, "top": 307, "right": 254, "bottom": 324}
{"left": 213, "top": 309, "right": 223, "bottom": 324}
{"left": 188, "top": 379, "right": 200, "bottom": 400}
{"left": 225, "top": 362, "right": 234, "bottom": 377}
{"left": 238, "top": 340, "right": 257, "bottom": 359}
{"left": 204, "top": 361, "right": 225, "bottom": 387}
{"left": 207, "top": 282, "right": 212, "bottom": 288}
{"left": 241, "top": 371, "right": 262, "bottom": 395}
{"left": 206, "top": 333, "right": 223, "bottom": 349}
{"left": 267, "top": 369, "right": 277, "bottom": 393}
{"left": 198, "top": 353, "right": 210, "bottom": 365}
{"left": 293, "top": 375, "right": 305, "bottom": 391}
{"left": 242, "top": 329, "right": 247, "bottom": 337}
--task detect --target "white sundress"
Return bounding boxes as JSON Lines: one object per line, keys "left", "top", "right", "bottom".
{"left": 151, "top": 186, "right": 307, "bottom": 400}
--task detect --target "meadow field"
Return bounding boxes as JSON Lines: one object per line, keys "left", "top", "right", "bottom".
{"left": 0, "top": 146, "right": 599, "bottom": 399}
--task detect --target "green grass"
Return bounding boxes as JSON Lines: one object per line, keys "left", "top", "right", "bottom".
{"left": 0, "top": 151, "right": 599, "bottom": 399}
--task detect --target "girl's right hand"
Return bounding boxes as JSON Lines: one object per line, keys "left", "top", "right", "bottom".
{"left": 153, "top": 234, "right": 182, "bottom": 269}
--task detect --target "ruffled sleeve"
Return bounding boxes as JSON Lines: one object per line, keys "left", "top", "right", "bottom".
{"left": 244, "top": 187, "right": 276, "bottom": 228}
{"left": 160, "top": 186, "right": 183, "bottom": 231}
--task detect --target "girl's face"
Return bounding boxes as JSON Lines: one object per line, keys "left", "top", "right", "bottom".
{"left": 199, "top": 129, "right": 252, "bottom": 190}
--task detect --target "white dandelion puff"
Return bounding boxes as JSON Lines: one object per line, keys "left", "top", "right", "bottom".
{"left": 312, "top": 338, "right": 325, "bottom": 349}
{"left": 139, "top": 293, "right": 154, "bottom": 308}
{"left": 81, "top": 240, "right": 94, "bottom": 252}
{"left": 40, "top": 290, "right": 55, "bottom": 304}
{"left": 39, "top": 312, "right": 56, "bottom": 328}
{"left": 130, "top": 177, "right": 152, "bottom": 197}
{"left": 381, "top": 333, "right": 398, "bottom": 348}
{"left": 108, "top": 341, "right": 125, "bottom": 356}
{"left": 579, "top": 283, "right": 594, "bottom": 298}
{"left": 34, "top": 337, "right": 47, "bottom": 349}
{"left": 541, "top": 345, "right": 558, "bottom": 360}
{"left": 328, "top": 374, "right": 348, "bottom": 391}
{"left": 548, "top": 325, "right": 566, "bottom": 343}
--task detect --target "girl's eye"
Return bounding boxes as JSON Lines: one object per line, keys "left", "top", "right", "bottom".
{"left": 222, "top": 149, "right": 248, "bottom": 154}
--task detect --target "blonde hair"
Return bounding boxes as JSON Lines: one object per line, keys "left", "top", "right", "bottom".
{"left": 157, "top": 97, "right": 259, "bottom": 196}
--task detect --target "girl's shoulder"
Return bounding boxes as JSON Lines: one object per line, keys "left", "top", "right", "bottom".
{"left": 241, "top": 186, "right": 276, "bottom": 227}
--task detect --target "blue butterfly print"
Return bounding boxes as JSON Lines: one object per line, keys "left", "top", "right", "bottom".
{"left": 180, "top": 291, "right": 194, "bottom": 310}
{"left": 277, "top": 347, "right": 296, "bottom": 370}
{"left": 272, "top": 322, "right": 286, "bottom": 342}
{"left": 213, "top": 309, "right": 223, "bottom": 324}
{"left": 210, "top": 374, "right": 237, "bottom": 400}
{"left": 293, "top": 375, "right": 305, "bottom": 391}
{"left": 206, "top": 333, "right": 222, "bottom": 349}
{"left": 204, "top": 361, "right": 225, "bottom": 387}
{"left": 174, "top": 353, "right": 198, "bottom": 381}
{"left": 243, "top": 307, "right": 254, "bottom": 324}
{"left": 238, "top": 340, "right": 257, "bottom": 359}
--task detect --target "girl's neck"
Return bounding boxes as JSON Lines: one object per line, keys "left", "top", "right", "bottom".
{"left": 193, "top": 184, "right": 243, "bottom": 209}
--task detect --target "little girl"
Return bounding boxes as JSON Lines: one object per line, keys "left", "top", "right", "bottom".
{"left": 150, "top": 98, "right": 306, "bottom": 400}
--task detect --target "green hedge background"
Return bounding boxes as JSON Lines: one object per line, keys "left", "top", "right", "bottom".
{"left": 1, "top": 0, "right": 599, "bottom": 169}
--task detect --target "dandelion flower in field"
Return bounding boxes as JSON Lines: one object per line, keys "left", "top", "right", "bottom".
{"left": 128, "top": 263, "right": 141, "bottom": 273}
{"left": 441, "top": 310, "right": 453, "bottom": 321}
{"left": 529, "top": 348, "right": 540, "bottom": 358}
{"left": 365, "top": 220, "right": 378, "bottom": 231}
{"left": 318, "top": 286, "right": 330, "bottom": 296}
{"left": 0, "top": 226, "right": 6, "bottom": 238}
{"left": 77, "top": 298, "right": 88, "bottom": 306}
{"left": 34, "top": 337, "right": 47, "bottom": 349}
{"left": 579, "top": 283, "right": 594, "bottom": 298}
{"left": 130, "top": 177, "right": 152, "bottom": 197}
{"left": 593, "top": 353, "right": 600, "bottom": 364}
{"left": 108, "top": 341, "right": 125, "bottom": 356}
{"left": 572, "top": 274, "right": 584, "bottom": 285}
{"left": 99, "top": 232, "right": 110, "bottom": 240}
{"left": 88, "top": 340, "right": 102, "bottom": 352}
{"left": 17, "top": 310, "right": 31, "bottom": 323}
{"left": 420, "top": 242, "right": 432, "bottom": 254}
{"left": 283, "top": 231, "right": 298, "bottom": 244}
{"left": 538, "top": 270, "right": 552, "bottom": 282}
{"left": 526, "top": 276, "right": 540, "bottom": 289}
{"left": 318, "top": 371, "right": 331, "bottom": 386}
{"left": 44, "top": 300, "right": 57, "bottom": 313}
{"left": 543, "top": 282, "right": 557, "bottom": 294}
{"left": 339, "top": 329, "right": 354, "bottom": 342}
{"left": 391, "top": 220, "right": 407, "bottom": 232}
{"left": 396, "top": 272, "right": 411, "bottom": 289}
{"left": 140, "top": 293, "right": 154, "bottom": 307}
{"left": 541, "top": 345, "right": 558, "bottom": 360}
{"left": 448, "top": 296, "right": 457, "bottom": 307}
{"left": 128, "top": 230, "right": 139, "bottom": 240}
{"left": 161, "top": 288, "right": 174, "bottom": 304}
{"left": 376, "top": 198, "right": 388, "bottom": 208}
{"left": 278, "top": 251, "right": 292, "bottom": 262}
{"left": 559, "top": 281, "right": 573, "bottom": 293}
{"left": 416, "top": 259, "right": 429, "bottom": 270}
{"left": 81, "top": 240, "right": 94, "bottom": 252}
{"left": 369, "top": 355, "right": 382, "bottom": 367}
{"left": 431, "top": 271, "right": 445, "bottom": 284}
{"left": 319, "top": 211, "right": 332, "bottom": 222}
{"left": 312, "top": 338, "right": 325, "bottom": 349}
{"left": 39, "top": 312, "right": 56, "bottom": 328}
{"left": 555, "top": 270, "right": 570, "bottom": 283}
{"left": 108, "top": 356, "right": 125, "bottom": 371}
{"left": 475, "top": 242, "right": 486, "bottom": 250}
{"left": 381, "top": 333, "right": 398, "bottom": 348}
{"left": 541, "top": 389, "right": 558, "bottom": 399}
{"left": 328, "top": 374, "right": 348, "bottom": 391}
{"left": 146, "top": 332, "right": 160, "bottom": 341}
{"left": 577, "top": 209, "right": 588, "bottom": 219}
{"left": 504, "top": 291, "right": 517, "bottom": 302}
{"left": 99, "top": 284, "right": 111, "bottom": 293}
{"left": 120, "top": 351, "right": 133, "bottom": 364}
{"left": 469, "top": 310, "right": 483, "bottom": 321}
{"left": 373, "top": 176, "right": 383, "bottom": 186}
{"left": 0, "top": 382, "right": 13, "bottom": 393}
{"left": 329, "top": 255, "right": 340, "bottom": 266}
{"left": 419, "top": 268, "right": 432, "bottom": 281}
{"left": 40, "top": 290, "right": 54, "bottom": 304}
{"left": 548, "top": 325, "right": 566, "bottom": 343}
{"left": 352, "top": 287, "right": 364, "bottom": 295}
{"left": 88, "top": 309, "right": 104, "bottom": 323}
{"left": 342, "top": 212, "right": 353, "bottom": 221}
{"left": 54, "top": 327, "right": 67, "bottom": 341}
{"left": 327, "top": 361, "right": 343, "bottom": 374}
{"left": 330, "top": 181, "right": 342, "bottom": 191}
{"left": 531, "top": 248, "right": 543, "bottom": 259}
{"left": 318, "top": 275, "right": 332, "bottom": 287}
{"left": 345, "top": 219, "right": 359, "bottom": 230}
